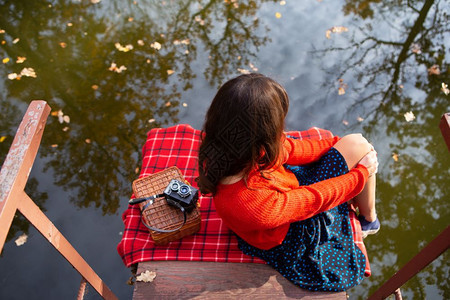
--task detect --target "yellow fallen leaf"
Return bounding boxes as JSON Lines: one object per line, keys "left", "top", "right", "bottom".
{"left": 275, "top": 12, "right": 282, "bottom": 18}
{"left": 392, "top": 153, "right": 399, "bottom": 162}
{"left": 51, "top": 111, "right": 59, "bottom": 116}
{"left": 326, "top": 26, "right": 348, "bottom": 39}
{"left": 280, "top": 0, "right": 286, "bottom": 5}
{"left": 441, "top": 83, "right": 449, "bottom": 95}
{"left": 136, "top": 270, "right": 156, "bottom": 283}
{"left": 182, "top": 103, "right": 188, "bottom": 107}
{"left": 128, "top": 17, "right": 134, "bottom": 22}
{"left": 62, "top": 126, "right": 69, "bottom": 132}
{"left": 7, "top": 73, "right": 19, "bottom": 80}
{"left": 404, "top": 111, "right": 415, "bottom": 122}
{"left": 115, "top": 42, "right": 133, "bottom": 52}
{"left": 238, "top": 68, "right": 250, "bottom": 74}
{"left": 85, "top": 138, "right": 91, "bottom": 144}
{"left": 150, "top": 42, "right": 161, "bottom": 50}
{"left": 1, "top": 41, "right": 5, "bottom": 45}
{"left": 15, "top": 233, "right": 28, "bottom": 246}
{"left": 59, "top": 42, "right": 67, "bottom": 48}
{"left": 338, "top": 87, "right": 346, "bottom": 95}
{"left": 410, "top": 43, "right": 421, "bottom": 54}
{"left": 148, "top": 118, "right": 155, "bottom": 123}
{"left": 67, "top": 22, "right": 73, "bottom": 27}
{"left": 135, "top": 167, "right": 140, "bottom": 174}
{"left": 137, "top": 40, "right": 144, "bottom": 46}
{"left": 63, "top": 115, "right": 70, "bottom": 123}
{"left": 2, "top": 57, "right": 9, "bottom": 63}
{"left": 0, "top": 136, "right": 6, "bottom": 142}
{"left": 165, "top": 101, "right": 171, "bottom": 107}
{"left": 12, "top": 38, "right": 19, "bottom": 44}
{"left": 92, "top": 84, "right": 99, "bottom": 90}
{"left": 249, "top": 63, "right": 258, "bottom": 72}
{"left": 167, "top": 70, "right": 175, "bottom": 75}
{"left": 0, "top": 29, "right": 4, "bottom": 34}
{"left": 20, "top": 67, "right": 37, "bottom": 78}
{"left": 342, "top": 120, "right": 349, "bottom": 126}
{"left": 91, "top": 0, "right": 101, "bottom": 3}
{"left": 108, "top": 62, "right": 127, "bottom": 73}
{"left": 357, "top": 117, "right": 364, "bottom": 122}
{"left": 51, "top": 144, "right": 58, "bottom": 148}
{"left": 146, "top": 59, "right": 151, "bottom": 63}
{"left": 16, "top": 56, "right": 26, "bottom": 63}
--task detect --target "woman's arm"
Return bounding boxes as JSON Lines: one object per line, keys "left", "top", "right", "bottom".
{"left": 283, "top": 136, "right": 340, "bottom": 165}
{"left": 239, "top": 165, "right": 369, "bottom": 229}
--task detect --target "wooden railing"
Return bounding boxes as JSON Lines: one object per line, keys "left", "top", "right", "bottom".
{"left": 367, "top": 113, "right": 450, "bottom": 300}
{"left": 0, "top": 100, "right": 117, "bottom": 300}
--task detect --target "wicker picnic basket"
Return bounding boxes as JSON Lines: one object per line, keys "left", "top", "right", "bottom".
{"left": 132, "top": 166, "right": 201, "bottom": 245}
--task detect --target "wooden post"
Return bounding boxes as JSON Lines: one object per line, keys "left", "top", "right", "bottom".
{"left": 439, "top": 113, "right": 450, "bottom": 151}
{"left": 0, "top": 101, "right": 118, "bottom": 300}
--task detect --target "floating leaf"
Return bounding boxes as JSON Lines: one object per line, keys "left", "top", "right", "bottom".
{"left": 195, "top": 16, "right": 205, "bottom": 26}
{"left": 428, "top": 65, "right": 440, "bottom": 75}
{"left": 410, "top": 43, "right": 421, "bottom": 54}
{"left": 51, "top": 111, "right": 59, "bottom": 116}
{"left": 0, "top": 136, "right": 6, "bottom": 142}
{"left": 338, "top": 78, "right": 347, "bottom": 95}
{"left": 51, "top": 144, "right": 58, "bottom": 148}
{"left": 167, "top": 70, "right": 175, "bottom": 75}
{"left": 441, "top": 83, "right": 449, "bottom": 95}
{"left": 62, "top": 126, "right": 69, "bottom": 132}
{"left": 137, "top": 40, "right": 145, "bottom": 46}
{"left": 85, "top": 138, "right": 91, "bottom": 144}
{"left": 16, "top": 56, "right": 26, "bottom": 63}
{"left": 20, "top": 67, "right": 37, "bottom": 78}
{"left": 249, "top": 63, "right": 258, "bottom": 72}
{"left": 135, "top": 167, "right": 140, "bottom": 174}
{"left": 404, "top": 111, "right": 415, "bottom": 122}
{"left": 91, "top": 0, "right": 101, "bottom": 3}
{"left": 150, "top": 42, "right": 162, "bottom": 50}
{"left": 59, "top": 42, "right": 67, "bottom": 48}
{"left": 275, "top": 12, "right": 282, "bottom": 18}
{"left": 128, "top": 17, "right": 134, "bottom": 22}
{"left": 0, "top": 29, "right": 4, "bottom": 34}
{"left": 326, "top": 26, "right": 348, "bottom": 39}
{"left": 15, "top": 233, "right": 28, "bottom": 246}
{"left": 392, "top": 153, "right": 399, "bottom": 162}
{"left": 182, "top": 102, "right": 188, "bottom": 107}
{"left": 12, "top": 38, "right": 20, "bottom": 44}
{"left": 108, "top": 62, "right": 127, "bottom": 73}
{"left": 7, "top": 73, "right": 18, "bottom": 80}
{"left": 2, "top": 57, "right": 9, "bottom": 63}
{"left": 63, "top": 115, "right": 70, "bottom": 123}
{"left": 115, "top": 42, "right": 133, "bottom": 52}
{"left": 280, "top": 0, "right": 286, "bottom": 5}
{"left": 148, "top": 118, "right": 155, "bottom": 123}
{"left": 238, "top": 68, "right": 250, "bottom": 74}
{"left": 136, "top": 270, "right": 157, "bottom": 283}
{"left": 342, "top": 120, "right": 349, "bottom": 126}
{"left": 357, "top": 117, "right": 364, "bottom": 122}
{"left": 165, "top": 101, "right": 171, "bottom": 107}
{"left": 91, "top": 84, "right": 99, "bottom": 90}
{"left": 67, "top": 22, "right": 73, "bottom": 27}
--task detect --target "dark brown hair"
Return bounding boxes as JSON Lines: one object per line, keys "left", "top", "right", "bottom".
{"left": 197, "top": 73, "right": 289, "bottom": 195}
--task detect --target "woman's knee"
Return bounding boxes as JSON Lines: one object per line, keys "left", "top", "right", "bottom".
{"left": 334, "top": 134, "right": 372, "bottom": 169}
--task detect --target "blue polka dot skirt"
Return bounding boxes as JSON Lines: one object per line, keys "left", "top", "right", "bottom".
{"left": 237, "top": 147, "right": 366, "bottom": 292}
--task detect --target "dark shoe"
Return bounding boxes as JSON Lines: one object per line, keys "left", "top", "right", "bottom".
{"left": 358, "top": 215, "right": 380, "bottom": 238}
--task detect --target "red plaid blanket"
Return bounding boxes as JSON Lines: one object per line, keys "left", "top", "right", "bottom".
{"left": 117, "top": 124, "right": 371, "bottom": 276}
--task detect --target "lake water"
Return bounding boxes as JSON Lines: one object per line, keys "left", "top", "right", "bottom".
{"left": 0, "top": 0, "right": 449, "bottom": 299}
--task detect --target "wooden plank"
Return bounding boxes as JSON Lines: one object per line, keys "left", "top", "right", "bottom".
{"left": 17, "top": 190, "right": 118, "bottom": 300}
{"left": 439, "top": 113, "right": 450, "bottom": 151}
{"left": 368, "top": 226, "right": 450, "bottom": 300}
{"left": 133, "top": 261, "right": 347, "bottom": 299}
{"left": 0, "top": 100, "right": 50, "bottom": 251}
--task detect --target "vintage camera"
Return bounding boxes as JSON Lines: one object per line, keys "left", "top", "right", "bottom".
{"left": 163, "top": 179, "right": 198, "bottom": 211}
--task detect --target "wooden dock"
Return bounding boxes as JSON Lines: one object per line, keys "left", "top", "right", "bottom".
{"left": 132, "top": 261, "right": 347, "bottom": 299}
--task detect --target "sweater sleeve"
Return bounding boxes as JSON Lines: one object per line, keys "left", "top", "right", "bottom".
{"left": 283, "top": 136, "right": 341, "bottom": 165}
{"left": 241, "top": 164, "right": 369, "bottom": 230}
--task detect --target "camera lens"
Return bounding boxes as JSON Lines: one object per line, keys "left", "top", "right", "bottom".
{"left": 177, "top": 184, "right": 191, "bottom": 198}
{"left": 170, "top": 181, "right": 180, "bottom": 192}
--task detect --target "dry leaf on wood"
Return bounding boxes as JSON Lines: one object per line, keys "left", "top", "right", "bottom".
{"left": 136, "top": 270, "right": 156, "bottom": 283}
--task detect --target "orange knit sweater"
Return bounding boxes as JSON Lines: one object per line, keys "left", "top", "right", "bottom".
{"left": 214, "top": 136, "right": 369, "bottom": 250}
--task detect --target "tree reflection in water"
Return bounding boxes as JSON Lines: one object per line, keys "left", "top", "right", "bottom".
{"left": 315, "top": 0, "right": 449, "bottom": 298}
{"left": 0, "top": 0, "right": 272, "bottom": 240}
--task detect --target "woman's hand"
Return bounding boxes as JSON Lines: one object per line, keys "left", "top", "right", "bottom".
{"left": 359, "top": 149, "right": 378, "bottom": 176}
